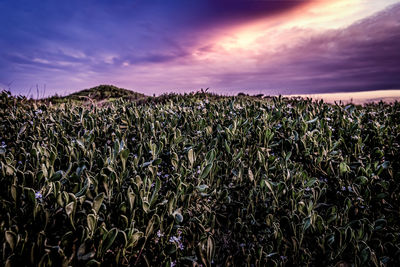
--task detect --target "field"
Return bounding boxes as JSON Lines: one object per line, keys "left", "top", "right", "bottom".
{"left": 1, "top": 87, "right": 400, "bottom": 266}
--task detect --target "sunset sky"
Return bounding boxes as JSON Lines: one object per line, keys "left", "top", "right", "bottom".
{"left": 1, "top": 0, "right": 400, "bottom": 96}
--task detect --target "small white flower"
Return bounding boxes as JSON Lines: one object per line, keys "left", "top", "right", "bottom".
{"left": 35, "top": 191, "right": 42, "bottom": 200}
{"left": 157, "top": 230, "right": 163, "bottom": 237}
{"left": 347, "top": 186, "right": 353, "bottom": 192}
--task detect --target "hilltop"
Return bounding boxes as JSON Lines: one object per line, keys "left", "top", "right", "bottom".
{"left": 46, "top": 84, "right": 146, "bottom": 104}
{"left": 66, "top": 85, "right": 145, "bottom": 100}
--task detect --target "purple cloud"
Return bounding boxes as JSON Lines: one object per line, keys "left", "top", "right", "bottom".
{"left": 213, "top": 3, "right": 400, "bottom": 94}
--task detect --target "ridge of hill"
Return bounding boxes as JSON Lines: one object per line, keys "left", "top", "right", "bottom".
{"left": 61, "top": 84, "right": 145, "bottom": 101}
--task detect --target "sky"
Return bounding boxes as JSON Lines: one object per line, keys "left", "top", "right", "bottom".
{"left": 1, "top": 0, "right": 400, "bottom": 97}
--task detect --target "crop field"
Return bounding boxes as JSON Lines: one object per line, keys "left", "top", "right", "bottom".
{"left": 1, "top": 89, "right": 400, "bottom": 266}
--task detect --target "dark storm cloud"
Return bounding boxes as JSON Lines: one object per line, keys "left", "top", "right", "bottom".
{"left": 206, "top": 0, "right": 307, "bottom": 20}
{"left": 290, "top": 3, "right": 400, "bottom": 93}
{"left": 177, "top": 0, "right": 309, "bottom": 28}
{"left": 214, "top": 3, "right": 400, "bottom": 94}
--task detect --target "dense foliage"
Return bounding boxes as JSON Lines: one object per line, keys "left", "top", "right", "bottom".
{"left": 1, "top": 90, "right": 399, "bottom": 266}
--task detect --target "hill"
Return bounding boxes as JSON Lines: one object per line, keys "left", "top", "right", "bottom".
{"left": 47, "top": 84, "right": 146, "bottom": 103}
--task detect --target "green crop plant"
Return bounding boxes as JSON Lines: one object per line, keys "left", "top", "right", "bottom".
{"left": 1, "top": 90, "right": 399, "bottom": 266}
